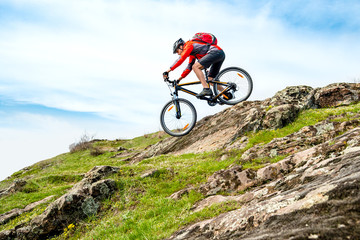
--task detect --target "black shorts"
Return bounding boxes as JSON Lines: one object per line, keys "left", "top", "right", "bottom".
{"left": 198, "top": 48, "right": 225, "bottom": 78}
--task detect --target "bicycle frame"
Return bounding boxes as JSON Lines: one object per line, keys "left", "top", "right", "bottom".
{"left": 166, "top": 70, "right": 233, "bottom": 104}
{"left": 176, "top": 80, "right": 231, "bottom": 102}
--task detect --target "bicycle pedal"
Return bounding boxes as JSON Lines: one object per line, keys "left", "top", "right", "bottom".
{"left": 207, "top": 101, "right": 217, "bottom": 107}
{"left": 198, "top": 95, "right": 212, "bottom": 100}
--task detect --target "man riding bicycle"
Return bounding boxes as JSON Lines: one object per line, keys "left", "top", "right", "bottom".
{"left": 163, "top": 33, "right": 226, "bottom": 98}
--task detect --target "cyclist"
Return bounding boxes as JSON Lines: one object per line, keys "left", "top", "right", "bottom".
{"left": 163, "top": 34, "right": 226, "bottom": 97}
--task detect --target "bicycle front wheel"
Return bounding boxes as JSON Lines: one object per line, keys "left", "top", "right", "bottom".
{"left": 160, "top": 98, "right": 197, "bottom": 137}
{"left": 213, "top": 67, "right": 253, "bottom": 105}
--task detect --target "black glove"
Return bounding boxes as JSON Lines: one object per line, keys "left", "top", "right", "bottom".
{"left": 163, "top": 71, "right": 169, "bottom": 77}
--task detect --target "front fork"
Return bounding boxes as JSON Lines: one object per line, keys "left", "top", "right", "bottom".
{"left": 175, "top": 100, "right": 181, "bottom": 119}
{"left": 172, "top": 93, "right": 181, "bottom": 119}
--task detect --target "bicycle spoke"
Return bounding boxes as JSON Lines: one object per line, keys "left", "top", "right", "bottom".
{"left": 160, "top": 99, "right": 197, "bottom": 136}
{"left": 213, "top": 67, "right": 253, "bottom": 105}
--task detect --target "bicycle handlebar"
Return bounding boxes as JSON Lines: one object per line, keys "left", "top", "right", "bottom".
{"left": 163, "top": 77, "right": 178, "bottom": 86}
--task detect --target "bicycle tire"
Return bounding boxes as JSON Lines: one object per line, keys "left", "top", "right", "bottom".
{"left": 213, "top": 67, "right": 253, "bottom": 105}
{"left": 160, "top": 98, "right": 197, "bottom": 137}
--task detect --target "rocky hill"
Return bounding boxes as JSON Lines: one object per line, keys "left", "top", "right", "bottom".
{"left": 0, "top": 82, "right": 360, "bottom": 240}
{"left": 134, "top": 83, "right": 359, "bottom": 159}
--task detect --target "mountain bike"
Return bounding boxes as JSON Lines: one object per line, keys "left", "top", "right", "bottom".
{"left": 161, "top": 67, "right": 253, "bottom": 137}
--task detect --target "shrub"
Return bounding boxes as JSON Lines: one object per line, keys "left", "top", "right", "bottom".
{"left": 69, "top": 133, "right": 95, "bottom": 153}
{"left": 89, "top": 147, "right": 105, "bottom": 156}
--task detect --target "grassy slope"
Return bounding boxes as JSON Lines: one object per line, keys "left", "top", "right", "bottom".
{"left": 0, "top": 102, "right": 359, "bottom": 239}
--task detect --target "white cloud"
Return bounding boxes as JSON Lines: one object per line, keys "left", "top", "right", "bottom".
{"left": 0, "top": 113, "right": 76, "bottom": 180}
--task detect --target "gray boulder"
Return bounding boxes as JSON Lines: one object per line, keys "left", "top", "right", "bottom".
{"left": 0, "top": 166, "right": 119, "bottom": 240}
{"left": 0, "top": 179, "right": 27, "bottom": 198}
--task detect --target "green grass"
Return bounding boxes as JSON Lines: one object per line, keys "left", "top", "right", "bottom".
{"left": 245, "top": 102, "right": 360, "bottom": 148}
{"left": 49, "top": 151, "right": 235, "bottom": 240}
{"left": 118, "top": 131, "right": 169, "bottom": 150}
{"left": 0, "top": 133, "right": 168, "bottom": 216}
{"left": 241, "top": 154, "right": 289, "bottom": 170}
{"left": 0, "top": 185, "right": 71, "bottom": 214}
{"left": 1, "top": 102, "right": 360, "bottom": 239}
{"left": 51, "top": 147, "right": 289, "bottom": 239}
{"left": 91, "top": 132, "right": 168, "bottom": 152}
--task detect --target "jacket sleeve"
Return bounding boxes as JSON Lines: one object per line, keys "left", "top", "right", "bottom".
{"left": 181, "top": 56, "right": 196, "bottom": 78}
{"left": 170, "top": 44, "right": 193, "bottom": 71}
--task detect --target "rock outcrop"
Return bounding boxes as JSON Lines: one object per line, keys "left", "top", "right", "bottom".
{"left": 167, "top": 127, "right": 360, "bottom": 239}
{"left": 239, "top": 116, "right": 359, "bottom": 162}
{"left": 0, "top": 166, "right": 119, "bottom": 240}
{"left": 0, "top": 196, "right": 54, "bottom": 225}
{"left": 0, "top": 180, "right": 27, "bottom": 198}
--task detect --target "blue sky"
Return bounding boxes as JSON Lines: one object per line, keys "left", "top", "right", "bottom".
{"left": 1, "top": 0, "right": 360, "bottom": 180}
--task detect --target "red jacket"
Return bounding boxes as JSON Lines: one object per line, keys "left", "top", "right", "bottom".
{"left": 170, "top": 41, "right": 222, "bottom": 78}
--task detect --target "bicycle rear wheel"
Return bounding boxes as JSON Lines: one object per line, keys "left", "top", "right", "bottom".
{"left": 213, "top": 67, "right": 253, "bottom": 105}
{"left": 160, "top": 98, "right": 197, "bottom": 137}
